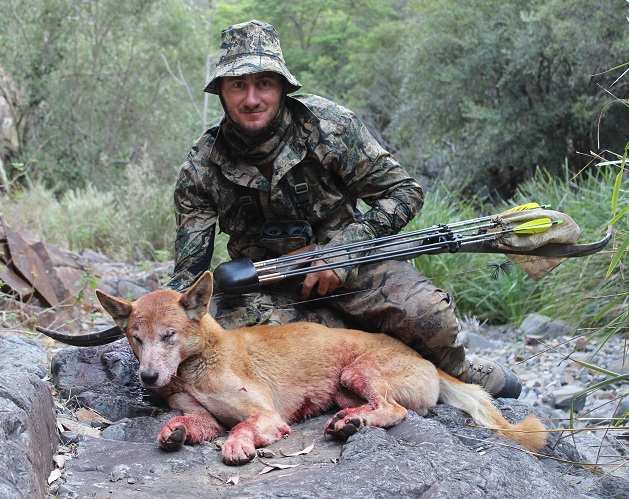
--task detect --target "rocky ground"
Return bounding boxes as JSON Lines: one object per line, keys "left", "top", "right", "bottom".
{"left": 1, "top": 252, "right": 628, "bottom": 498}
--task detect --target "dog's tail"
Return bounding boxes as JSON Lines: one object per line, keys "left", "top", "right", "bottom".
{"left": 438, "top": 370, "right": 547, "bottom": 453}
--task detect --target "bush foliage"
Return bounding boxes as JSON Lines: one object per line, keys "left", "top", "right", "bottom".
{"left": 1, "top": 0, "right": 627, "bottom": 196}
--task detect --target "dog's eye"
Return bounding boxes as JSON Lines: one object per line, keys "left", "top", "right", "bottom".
{"left": 162, "top": 330, "right": 176, "bottom": 342}
{"left": 132, "top": 335, "right": 143, "bottom": 345}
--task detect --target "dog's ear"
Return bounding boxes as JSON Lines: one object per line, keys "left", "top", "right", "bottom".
{"left": 96, "top": 289, "right": 133, "bottom": 332}
{"left": 179, "top": 271, "right": 213, "bottom": 321}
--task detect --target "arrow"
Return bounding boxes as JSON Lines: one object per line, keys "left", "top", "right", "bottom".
{"left": 214, "top": 209, "right": 568, "bottom": 294}
{"left": 500, "top": 202, "right": 549, "bottom": 214}
{"left": 252, "top": 202, "right": 549, "bottom": 273}
{"left": 512, "top": 218, "right": 563, "bottom": 235}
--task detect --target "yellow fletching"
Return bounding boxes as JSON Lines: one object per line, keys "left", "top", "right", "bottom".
{"left": 512, "top": 217, "right": 561, "bottom": 234}
{"left": 501, "top": 202, "right": 541, "bottom": 214}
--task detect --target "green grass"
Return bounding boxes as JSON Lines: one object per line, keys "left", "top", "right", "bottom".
{"left": 408, "top": 166, "right": 626, "bottom": 328}
{"left": 1, "top": 158, "right": 176, "bottom": 262}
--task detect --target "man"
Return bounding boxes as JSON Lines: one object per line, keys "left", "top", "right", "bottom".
{"left": 167, "top": 20, "right": 521, "bottom": 399}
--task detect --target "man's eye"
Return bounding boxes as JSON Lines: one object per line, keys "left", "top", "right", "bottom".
{"left": 259, "top": 80, "right": 270, "bottom": 87}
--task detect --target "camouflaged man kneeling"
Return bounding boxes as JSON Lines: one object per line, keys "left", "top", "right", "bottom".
{"left": 166, "top": 19, "right": 521, "bottom": 400}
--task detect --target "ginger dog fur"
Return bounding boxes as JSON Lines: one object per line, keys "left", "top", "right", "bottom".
{"left": 96, "top": 271, "right": 546, "bottom": 465}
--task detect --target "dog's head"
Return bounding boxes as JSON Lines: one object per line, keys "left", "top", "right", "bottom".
{"left": 96, "top": 271, "right": 215, "bottom": 389}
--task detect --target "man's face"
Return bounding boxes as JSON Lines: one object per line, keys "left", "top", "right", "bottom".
{"left": 219, "top": 72, "right": 284, "bottom": 137}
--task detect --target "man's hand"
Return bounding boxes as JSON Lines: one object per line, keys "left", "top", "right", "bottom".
{"left": 301, "top": 260, "right": 341, "bottom": 299}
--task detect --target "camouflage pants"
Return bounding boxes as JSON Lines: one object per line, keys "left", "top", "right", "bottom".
{"left": 209, "top": 259, "right": 466, "bottom": 376}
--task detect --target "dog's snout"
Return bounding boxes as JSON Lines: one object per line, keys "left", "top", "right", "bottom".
{"left": 140, "top": 369, "right": 160, "bottom": 386}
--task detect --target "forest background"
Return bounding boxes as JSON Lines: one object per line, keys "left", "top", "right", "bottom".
{"left": 0, "top": 0, "right": 627, "bottom": 330}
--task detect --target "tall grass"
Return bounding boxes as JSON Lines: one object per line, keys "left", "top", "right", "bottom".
{"left": 1, "top": 156, "right": 176, "bottom": 262}
{"left": 409, "top": 166, "right": 624, "bottom": 327}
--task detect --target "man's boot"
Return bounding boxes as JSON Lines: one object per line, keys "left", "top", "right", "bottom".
{"left": 457, "top": 356, "right": 522, "bottom": 399}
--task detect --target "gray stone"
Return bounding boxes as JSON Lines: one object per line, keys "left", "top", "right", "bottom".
{"left": 57, "top": 411, "right": 596, "bottom": 499}
{"left": 607, "top": 356, "right": 629, "bottom": 375}
{"left": 518, "top": 313, "right": 572, "bottom": 339}
{"left": 614, "top": 398, "right": 629, "bottom": 425}
{"left": 50, "top": 341, "right": 168, "bottom": 421}
{"left": 59, "top": 430, "right": 80, "bottom": 445}
{"left": 553, "top": 385, "right": 588, "bottom": 412}
{"left": 598, "top": 476, "right": 629, "bottom": 499}
{"left": 0, "top": 334, "right": 49, "bottom": 377}
{"left": 572, "top": 432, "right": 629, "bottom": 480}
{"left": 458, "top": 330, "right": 499, "bottom": 350}
{"left": 102, "top": 414, "right": 176, "bottom": 443}
{"left": 79, "top": 248, "right": 112, "bottom": 264}
{"left": 0, "top": 370, "right": 57, "bottom": 499}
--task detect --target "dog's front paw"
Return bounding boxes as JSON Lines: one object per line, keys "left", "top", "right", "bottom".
{"left": 159, "top": 424, "right": 188, "bottom": 451}
{"left": 324, "top": 411, "right": 366, "bottom": 439}
{"left": 221, "top": 438, "right": 257, "bottom": 466}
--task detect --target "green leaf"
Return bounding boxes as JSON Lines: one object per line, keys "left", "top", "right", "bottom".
{"left": 571, "top": 360, "right": 619, "bottom": 377}
{"left": 606, "top": 235, "right": 629, "bottom": 278}
{"left": 611, "top": 170, "right": 621, "bottom": 215}
{"left": 607, "top": 203, "right": 629, "bottom": 226}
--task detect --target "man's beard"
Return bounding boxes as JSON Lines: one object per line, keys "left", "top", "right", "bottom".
{"left": 228, "top": 109, "right": 278, "bottom": 139}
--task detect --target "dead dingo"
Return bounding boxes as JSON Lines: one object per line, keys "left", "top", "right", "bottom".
{"left": 96, "top": 271, "right": 546, "bottom": 465}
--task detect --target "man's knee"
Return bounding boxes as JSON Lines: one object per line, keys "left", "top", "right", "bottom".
{"left": 393, "top": 297, "right": 459, "bottom": 348}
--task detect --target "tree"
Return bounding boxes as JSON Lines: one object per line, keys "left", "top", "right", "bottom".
{"left": 392, "top": 0, "right": 629, "bottom": 199}
{"left": 0, "top": 0, "right": 215, "bottom": 191}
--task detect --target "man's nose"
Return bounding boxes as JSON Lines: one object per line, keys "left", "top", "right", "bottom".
{"left": 243, "top": 85, "right": 261, "bottom": 107}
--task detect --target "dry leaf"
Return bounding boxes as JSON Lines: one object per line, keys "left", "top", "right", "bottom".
{"left": 279, "top": 440, "right": 315, "bottom": 457}
{"left": 47, "top": 469, "right": 62, "bottom": 484}
{"left": 226, "top": 475, "right": 240, "bottom": 485}
{"left": 257, "top": 458, "right": 300, "bottom": 475}
{"left": 53, "top": 455, "right": 66, "bottom": 469}
{"left": 74, "top": 408, "right": 101, "bottom": 423}
{"left": 57, "top": 417, "right": 101, "bottom": 438}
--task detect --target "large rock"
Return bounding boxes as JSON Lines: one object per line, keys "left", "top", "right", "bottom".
{"left": 57, "top": 409, "right": 607, "bottom": 498}
{"left": 48, "top": 342, "right": 626, "bottom": 498}
{"left": 0, "top": 334, "right": 50, "bottom": 378}
{"left": 0, "top": 335, "right": 57, "bottom": 499}
{"left": 51, "top": 341, "right": 168, "bottom": 421}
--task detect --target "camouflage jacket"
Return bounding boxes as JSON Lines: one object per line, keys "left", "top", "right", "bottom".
{"left": 167, "top": 94, "right": 424, "bottom": 291}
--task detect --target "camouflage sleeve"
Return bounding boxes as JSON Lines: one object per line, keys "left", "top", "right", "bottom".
{"left": 323, "top": 111, "right": 424, "bottom": 283}
{"left": 166, "top": 157, "right": 218, "bottom": 292}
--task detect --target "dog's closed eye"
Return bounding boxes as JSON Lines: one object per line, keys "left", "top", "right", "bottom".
{"left": 132, "top": 335, "right": 143, "bottom": 345}
{"left": 162, "top": 330, "right": 177, "bottom": 342}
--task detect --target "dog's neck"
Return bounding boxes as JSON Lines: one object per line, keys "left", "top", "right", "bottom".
{"left": 187, "top": 314, "right": 226, "bottom": 364}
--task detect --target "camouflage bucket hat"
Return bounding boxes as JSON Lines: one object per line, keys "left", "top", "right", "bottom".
{"left": 204, "top": 20, "right": 301, "bottom": 95}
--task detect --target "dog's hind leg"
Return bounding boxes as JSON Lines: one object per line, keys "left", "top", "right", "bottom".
{"left": 325, "top": 348, "right": 439, "bottom": 439}
{"left": 159, "top": 412, "right": 226, "bottom": 451}
{"left": 221, "top": 409, "right": 291, "bottom": 466}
